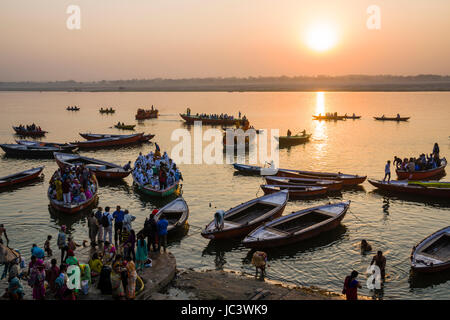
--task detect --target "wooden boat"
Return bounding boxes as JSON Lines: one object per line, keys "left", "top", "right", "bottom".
{"left": 47, "top": 171, "right": 99, "bottom": 214}
{"left": 232, "top": 163, "right": 278, "bottom": 176}
{"left": 66, "top": 107, "right": 80, "bottom": 111}
{"left": 265, "top": 176, "right": 343, "bottom": 191}
{"left": 180, "top": 113, "right": 249, "bottom": 126}
{"left": 12, "top": 126, "right": 47, "bottom": 137}
{"left": 201, "top": 190, "right": 288, "bottom": 240}
{"left": 54, "top": 152, "right": 131, "bottom": 179}
{"left": 276, "top": 134, "right": 311, "bottom": 147}
{"left": 114, "top": 124, "right": 136, "bottom": 130}
{"left": 0, "top": 166, "right": 44, "bottom": 188}
{"left": 276, "top": 169, "right": 366, "bottom": 186}
{"left": 79, "top": 132, "right": 154, "bottom": 143}
{"left": 411, "top": 226, "right": 450, "bottom": 273}
{"left": 133, "top": 175, "right": 180, "bottom": 198}
{"left": 242, "top": 201, "right": 350, "bottom": 248}
{"left": 99, "top": 108, "right": 115, "bottom": 114}
{"left": 137, "top": 198, "right": 189, "bottom": 237}
{"left": 396, "top": 158, "right": 447, "bottom": 180}
{"left": 312, "top": 115, "right": 346, "bottom": 121}
{"left": 344, "top": 115, "right": 361, "bottom": 119}
{"left": 0, "top": 144, "right": 63, "bottom": 159}
{"left": 16, "top": 140, "right": 78, "bottom": 152}
{"left": 260, "top": 185, "right": 327, "bottom": 199}
{"left": 72, "top": 133, "right": 144, "bottom": 149}
{"left": 368, "top": 179, "right": 450, "bottom": 198}
{"left": 374, "top": 116, "right": 410, "bottom": 121}
{"left": 136, "top": 108, "right": 158, "bottom": 120}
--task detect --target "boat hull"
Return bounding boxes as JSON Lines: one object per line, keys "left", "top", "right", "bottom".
{"left": 276, "top": 169, "right": 366, "bottom": 186}
{"left": 73, "top": 133, "right": 144, "bottom": 148}
{"left": 396, "top": 160, "right": 446, "bottom": 180}
{"left": 180, "top": 114, "right": 248, "bottom": 126}
{"left": 374, "top": 117, "right": 409, "bottom": 121}
{"left": 0, "top": 167, "right": 44, "bottom": 188}
{"left": 260, "top": 185, "right": 327, "bottom": 199}
{"left": 265, "top": 176, "right": 343, "bottom": 191}
{"left": 368, "top": 179, "right": 450, "bottom": 198}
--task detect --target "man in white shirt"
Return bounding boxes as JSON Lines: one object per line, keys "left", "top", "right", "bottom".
{"left": 383, "top": 160, "right": 391, "bottom": 183}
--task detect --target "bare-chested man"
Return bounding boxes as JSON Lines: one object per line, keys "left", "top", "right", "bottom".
{"left": 0, "top": 224, "right": 9, "bottom": 246}
{"left": 371, "top": 250, "right": 386, "bottom": 281}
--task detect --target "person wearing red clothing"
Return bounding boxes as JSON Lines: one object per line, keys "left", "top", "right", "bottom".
{"left": 342, "top": 270, "right": 362, "bottom": 300}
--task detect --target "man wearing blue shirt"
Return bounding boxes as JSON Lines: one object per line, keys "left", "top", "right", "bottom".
{"left": 112, "top": 205, "right": 125, "bottom": 246}
{"left": 157, "top": 214, "right": 169, "bottom": 253}
{"left": 31, "top": 244, "right": 45, "bottom": 259}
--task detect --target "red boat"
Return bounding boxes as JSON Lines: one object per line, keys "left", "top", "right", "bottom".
{"left": 276, "top": 169, "right": 366, "bottom": 186}
{"left": 265, "top": 176, "right": 343, "bottom": 191}
{"left": 0, "top": 166, "right": 44, "bottom": 188}
{"left": 260, "top": 185, "right": 328, "bottom": 199}
{"left": 79, "top": 132, "right": 154, "bottom": 143}
{"left": 396, "top": 158, "right": 447, "bottom": 180}
{"left": 54, "top": 152, "right": 131, "bottom": 179}
{"left": 201, "top": 190, "right": 288, "bottom": 240}
{"left": 48, "top": 170, "right": 99, "bottom": 214}
{"left": 368, "top": 179, "right": 450, "bottom": 198}
{"left": 12, "top": 126, "right": 47, "bottom": 137}
{"left": 72, "top": 133, "right": 144, "bottom": 148}
{"left": 136, "top": 108, "right": 158, "bottom": 120}
{"left": 180, "top": 114, "right": 249, "bottom": 126}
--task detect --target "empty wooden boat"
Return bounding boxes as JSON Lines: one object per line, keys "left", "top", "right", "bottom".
{"left": 47, "top": 170, "right": 99, "bottom": 214}
{"left": 0, "top": 144, "right": 62, "bottom": 159}
{"left": 79, "top": 132, "right": 154, "bottom": 143}
{"left": 243, "top": 201, "right": 350, "bottom": 248}
{"left": 72, "top": 133, "right": 144, "bottom": 148}
{"left": 16, "top": 140, "right": 78, "bottom": 152}
{"left": 411, "top": 226, "right": 450, "bottom": 273}
{"left": 276, "top": 134, "right": 312, "bottom": 147}
{"left": 232, "top": 163, "right": 279, "bottom": 176}
{"left": 137, "top": 198, "right": 189, "bottom": 237}
{"left": 396, "top": 158, "right": 447, "bottom": 180}
{"left": 54, "top": 152, "right": 131, "bottom": 179}
{"left": 265, "top": 176, "right": 343, "bottom": 191}
{"left": 368, "top": 179, "right": 450, "bottom": 198}
{"left": 260, "top": 185, "right": 328, "bottom": 199}
{"left": 276, "top": 168, "right": 366, "bottom": 186}
{"left": 0, "top": 166, "right": 44, "bottom": 188}
{"left": 201, "top": 190, "right": 288, "bottom": 240}
{"left": 374, "top": 116, "right": 410, "bottom": 121}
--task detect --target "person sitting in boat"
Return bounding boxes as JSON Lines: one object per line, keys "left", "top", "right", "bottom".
{"left": 214, "top": 210, "right": 225, "bottom": 231}
{"left": 393, "top": 156, "right": 402, "bottom": 169}
{"left": 287, "top": 129, "right": 292, "bottom": 137}
{"left": 360, "top": 240, "right": 372, "bottom": 253}
{"left": 381, "top": 114, "right": 385, "bottom": 119}
{"left": 433, "top": 142, "right": 440, "bottom": 159}
{"left": 352, "top": 113, "right": 356, "bottom": 117}
{"left": 407, "top": 158, "right": 415, "bottom": 172}
{"left": 301, "top": 129, "right": 306, "bottom": 136}
{"left": 123, "top": 161, "right": 131, "bottom": 171}
{"left": 396, "top": 113, "right": 400, "bottom": 119}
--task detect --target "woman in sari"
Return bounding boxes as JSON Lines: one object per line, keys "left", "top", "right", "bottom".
{"left": 111, "top": 261, "right": 125, "bottom": 300}
{"left": 31, "top": 259, "right": 46, "bottom": 300}
{"left": 135, "top": 234, "right": 148, "bottom": 271}
{"left": 65, "top": 249, "right": 79, "bottom": 266}
{"left": 126, "top": 260, "right": 137, "bottom": 299}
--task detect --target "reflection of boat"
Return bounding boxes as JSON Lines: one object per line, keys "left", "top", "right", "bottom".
{"left": 54, "top": 152, "right": 131, "bottom": 179}
{"left": 180, "top": 113, "right": 248, "bottom": 126}
{"left": 276, "top": 134, "right": 311, "bottom": 147}
{"left": 276, "top": 169, "right": 367, "bottom": 186}
{"left": 79, "top": 132, "right": 154, "bottom": 143}
{"left": 265, "top": 176, "right": 343, "bottom": 191}
{"left": 72, "top": 133, "right": 144, "bottom": 149}
{"left": 137, "top": 197, "right": 189, "bottom": 237}
{"left": 396, "top": 158, "right": 446, "bottom": 180}
{"left": 201, "top": 190, "right": 288, "bottom": 240}
{"left": 243, "top": 201, "right": 350, "bottom": 248}
{"left": 368, "top": 179, "right": 450, "bottom": 198}
{"left": 48, "top": 171, "right": 99, "bottom": 214}
{"left": 0, "top": 144, "right": 65, "bottom": 158}
{"left": 411, "top": 226, "right": 450, "bottom": 273}
{"left": 374, "top": 116, "right": 410, "bottom": 121}
{"left": 0, "top": 166, "right": 44, "bottom": 188}
{"left": 260, "top": 184, "right": 327, "bottom": 198}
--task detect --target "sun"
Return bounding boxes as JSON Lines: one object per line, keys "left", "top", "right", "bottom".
{"left": 305, "top": 24, "right": 338, "bottom": 52}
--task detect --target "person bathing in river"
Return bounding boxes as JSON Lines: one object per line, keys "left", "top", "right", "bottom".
{"left": 371, "top": 251, "right": 386, "bottom": 281}
{"left": 383, "top": 160, "right": 391, "bottom": 183}
{"left": 360, "top": 240, "right": 372, "bottom": 253}
{"left": 342, "top": 270, "right": 362, "bottom": 300}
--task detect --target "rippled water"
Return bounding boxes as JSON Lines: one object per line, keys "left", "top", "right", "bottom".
{"left": 0, "top": 91, "right": 449, "bottom": 299}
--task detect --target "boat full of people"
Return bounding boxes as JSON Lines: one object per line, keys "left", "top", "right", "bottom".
{"left": 180, "top": 108, "right": 249, "bottom": 126}
{"left": 394, "top": 146, "right": 446, "bottom": 180}
{"left": 99, "top": 107, "right": 115, "bottom": 114}
{"left": 135, "top": 106, "right": 158, "bottom": 120}
{"left": 312, "top": 113, "right": 346, "bottom": 121}
{"left": 12, "top": 124, "right": 47, "bottom": 137}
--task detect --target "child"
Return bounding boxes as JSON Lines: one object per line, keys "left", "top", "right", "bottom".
{"left": 44, "top": 235, "right": 52, "bottom": 257}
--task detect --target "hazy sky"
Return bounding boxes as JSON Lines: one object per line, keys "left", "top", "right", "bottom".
{"left": 1, "top": 0, "right": 449, "bottom": 81}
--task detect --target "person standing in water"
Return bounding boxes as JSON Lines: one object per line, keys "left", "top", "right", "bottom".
{"left": 383, "top": 160, "right": 391, "bottom": 183}
{"left": 371, "top": 251, "right": 387, "bottom": 281}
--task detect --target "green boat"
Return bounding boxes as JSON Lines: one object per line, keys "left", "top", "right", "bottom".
{"left": 133, "top": 175, "right": 180, "bottom": 198}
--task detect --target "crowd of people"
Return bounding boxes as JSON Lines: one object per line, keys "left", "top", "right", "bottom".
{"left": 99, "top": 107, "right": 115, "bottom": 112}
{"left": 186, "top": 107, "right": 246, "bottom": 122}
{"left": 15, "top": 123, "right": 43, "bottom": 133}
{"left": 48, "top": 166, "right": 97, "bottom": 205}
{"left": 132, "top": 144, "right": 182, "bottom": 190}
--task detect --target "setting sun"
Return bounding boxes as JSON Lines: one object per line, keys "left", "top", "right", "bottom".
{"left": 305, "top": 24, "right": 338, "bottom": 52}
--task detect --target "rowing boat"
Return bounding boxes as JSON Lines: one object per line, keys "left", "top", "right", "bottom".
{"left": 343, "top": 115, "right": 361, "bottom": 119}
{"left": 201, "top": 190, "right": 288, "bottom": 240}
{"left": 312, "top": 115, "right": 346, "bottom": 121}
{"left": 265, "top": 176, "right": 343, "bottom": 191}
{"left": 0, "top": 166, "right": 44, "bottom": 188}
{"left": 72, "top": 133, "right": 144, "bottom": 148}
{"left": 411, "top": 226, "right": 450, "bottom": 273}
{"left": 12, "top": 126, "right": 47, "bottom": 137}
{"left": 54, "top": 152, "right": 131, "bottom": 179}
{"left": 396, "top": 158, "right": 447, "bottom": 180}
{"left": 99, "top": 109, "right": 115, "bottom": 114}
{"left": 79, "top": 133, "right": 154, "bottom": 143}
{"left": 138, "top": 198, "right": 189, "bottom": 237}
{"left": 47, "top": 170, "right": 99, "bottom": 214}
{"left": 16, "top": 140, "right": 78, "bottom": 152}
{"left": 132, "top": 175, "right": 180, "bottom": 198}
{"left": 136, "top": 108, "right": 158, "bottom": 120}
{"left": 0, "top": 144, "right": 63, "bottom": 159}
{"left": 180, "top": 114, "right": 249, "bottom": 126}
{"left": 114, "top": 124, "right": 136, "bottom": 130}
{"left": 66, "top": 107, "right": 80, "bottom": 111}
{"left": 276, "top": 134, "right": 311, "bottom": 147}
{"left": 242, "top": 201, "right": 350, "bottom": 248}
{"left": 260, "top": 185, "right": 328, "bottom": 198}
{"left": 374, "top": 116, "right": 410, "bottom": 121}
{"left": 368, "top": 179, "right": 450, "bottom": 198}
{"left": 276, "top": 169, "right": 367, "bottom": 186}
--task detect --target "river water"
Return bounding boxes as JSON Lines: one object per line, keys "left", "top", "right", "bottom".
{"left": 0, "top": 91, "right": 449, "bottom": 299}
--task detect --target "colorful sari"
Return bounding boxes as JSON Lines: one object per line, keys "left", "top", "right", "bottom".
{"left": 126, "top": 261, "right": 137, "bottom": 299}
{"left": 111, "top": 263, "right": 125, "bottom": 300}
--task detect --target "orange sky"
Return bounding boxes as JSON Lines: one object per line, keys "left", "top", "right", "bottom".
{"left": 0, "top": 0, "right": 449, "bottom": 81}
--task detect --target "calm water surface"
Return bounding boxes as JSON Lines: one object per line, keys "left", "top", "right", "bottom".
{"left": 0, "top": 91, "right": 449, "bottom": 299}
